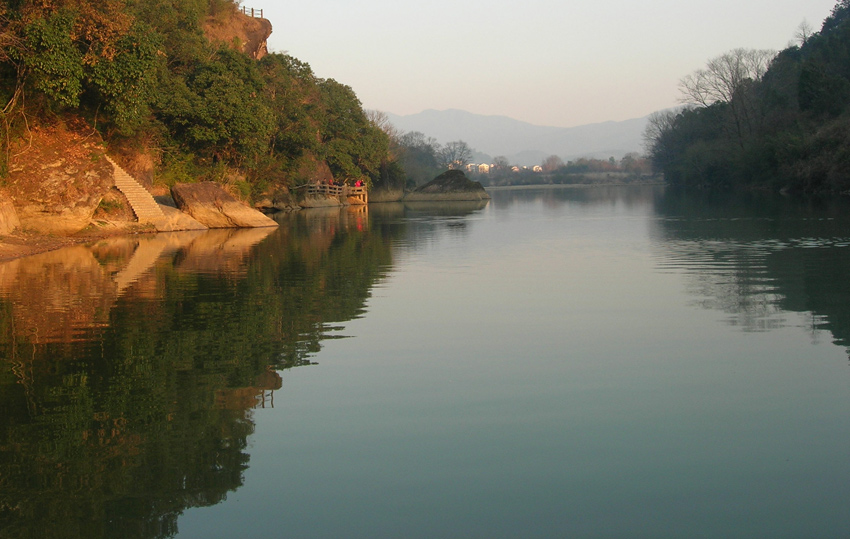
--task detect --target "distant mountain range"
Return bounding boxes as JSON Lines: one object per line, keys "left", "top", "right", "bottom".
{"left": 386, "top": 109, "right": 649, "bottom": 166}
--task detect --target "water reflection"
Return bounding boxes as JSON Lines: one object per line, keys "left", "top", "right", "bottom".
{"left": 0, "top": 229, "right": 275, "bottom": 344}
{"left": 651, "top": 189, "right": 850, "bottom": 348}
{"left": 488, "top": 184, "right": 659, "bottom": 209}
{"left": 3, "top": 188, "right": 850, "bottom": 537}
{"left": 0, "top": 206, "right": 397, "bottom": 538}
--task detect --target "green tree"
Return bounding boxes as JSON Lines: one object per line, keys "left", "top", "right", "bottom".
{"left": 157, "top": 48, "right": 274, "bottom": 163}
{"left": 318, "top": 78, "right": 388, "bottom": 183}
{"left": 20, "top": 10, "right": 84, "bottom": 108}
{"left": 260, "top": 53, "right": 320, "bottom": 162}
{"left": 85, "top": 22, "right": 162, "bottom": 133}
{"left": 396, "top": 131, "right": 442, "bottom": 187}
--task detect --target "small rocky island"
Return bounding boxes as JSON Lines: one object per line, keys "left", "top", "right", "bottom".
{"left": 403, "top": 170, "right": 491, "bottom": 202}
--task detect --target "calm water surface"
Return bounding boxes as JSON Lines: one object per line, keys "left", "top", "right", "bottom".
{"left": 1, "top": 186, "right": 849, "bottom": 538}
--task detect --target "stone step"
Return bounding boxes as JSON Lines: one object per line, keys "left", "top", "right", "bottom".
{"left": 105, "top": 156, "right": 165, "bottom": 224}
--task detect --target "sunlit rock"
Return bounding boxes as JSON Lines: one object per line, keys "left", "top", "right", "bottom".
{"left": 0, "top": 193, "right": 20, "bottom": 234}
{"left": 171, "top": 182, "right": 278, "bottom": 228}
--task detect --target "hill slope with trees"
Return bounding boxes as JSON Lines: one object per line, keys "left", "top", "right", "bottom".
{"left": 0, "top": 0, "right": 404, "bottom": 205}
{"left": 645, "top": 0, "right": 850, "bottom": 194}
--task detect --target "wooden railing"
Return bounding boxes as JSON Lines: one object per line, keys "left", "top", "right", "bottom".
{"left": 346, "top": 185, "right": 367, "bottom": 204}
{"left": 307, "top": 183, "right": 344, "bottom": 197}
{"left": 240, "top": 6, "right": 264, "bottom": 18}
{"left": 304, "top": 183, "right": 368, "bottom": 204}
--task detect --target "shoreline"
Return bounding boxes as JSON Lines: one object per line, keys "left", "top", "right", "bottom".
{"left": 0, "top": 183, "right": 668, "bottom": 262}
{"left": 0, "top": 223, "right": 156, "bottom": 262}
{"left": 485, "top": 181, "right": 666, "bottom": 191}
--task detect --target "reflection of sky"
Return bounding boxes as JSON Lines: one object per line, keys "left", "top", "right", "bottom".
{"left": 179, "top": 187, "right": 850, "bottom": 538}
{"left": 259, "top": 0, "right": 838, "bottom": 127}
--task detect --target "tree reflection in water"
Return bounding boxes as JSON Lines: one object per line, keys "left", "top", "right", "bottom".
{"left": 651, "top": 189, "right": 850, "bottom": 350}
{"left": 0, "top": 205, "right": 398, "bottom": 538}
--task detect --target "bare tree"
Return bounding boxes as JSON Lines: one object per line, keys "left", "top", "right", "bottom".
{"left": 679, "top": 48, "right": 775, "bottom": 146}
{"left": 794, "top": 19, "right": 814, "bottom": 46}
{"left": 679, "top": 48, "right": 775, "bottom": 107}
{"left": 642, "top": 109, "right": 678, "bottom": 150}
{"left": 492, "top": 156, "right": 510, "bottom": 170}
{"left": 642, "top": 109, "right": 685, "bottom": 169}
{"left": 366, "top": 109, "right": 403, "bottom": 160}
{"left": 439, "top": 140, "right": 473, "bottom": 169}
{"left": 366, "top": 110, "right": 400, "bottom": 139}
{"left": 542, "top": 155, "right": 564, "bottom": 172}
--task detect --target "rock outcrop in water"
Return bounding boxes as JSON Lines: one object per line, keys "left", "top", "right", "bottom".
{"left": 403, "top": 170, "right": 491, "bottom": 202}
{"left": 171, "top": 182, "right": 278, "bottom": 228}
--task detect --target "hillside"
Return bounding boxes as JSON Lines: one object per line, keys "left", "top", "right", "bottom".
{"left": 0, "top": 0, "right": 399, "bottom": 242}
{"left": 386, "top": 109, "right": 648, "bottom": 165}
{"left": 645, "top": 0, "right": 850, "bottom": 193}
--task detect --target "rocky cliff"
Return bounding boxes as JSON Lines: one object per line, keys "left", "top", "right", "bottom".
{"left": 0, "top": 6, "right": 276, "bottom": 242}
{"left": 4, "top": 118, "right": 114, "bottom": 235}
{"left": 203, "top": 7, "right": 272, "bottom": 60}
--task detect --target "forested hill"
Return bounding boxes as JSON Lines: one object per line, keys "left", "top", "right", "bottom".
{"left": 645, "top": 0, "right": 850, "bottom": 194}
{"left": 0, "top": 0, "right": 403, "bottom": 197}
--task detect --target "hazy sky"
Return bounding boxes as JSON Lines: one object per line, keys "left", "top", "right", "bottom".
{"left": 260, "top": 0, "right": 839, "bottom": 128}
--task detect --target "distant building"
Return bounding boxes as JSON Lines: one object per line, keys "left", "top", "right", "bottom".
{"left": 478, "top": 164, "right": 490, "bottom": 173}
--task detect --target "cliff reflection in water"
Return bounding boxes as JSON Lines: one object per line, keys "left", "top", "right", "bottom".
{"left": 0, "top": 205, "right": 397, "bottom": 538}
{"left": 651, "top": 189, "right": 850, "bottom": 349}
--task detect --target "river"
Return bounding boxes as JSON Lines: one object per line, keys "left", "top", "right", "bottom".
{"left": 0, "top": 185, "right": 848, "bottom": 538}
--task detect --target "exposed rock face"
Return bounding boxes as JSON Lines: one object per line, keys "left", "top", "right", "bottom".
{"left": 171, "top": 182, "right": 278, "bottom": 228}
{"left": 404, "top": 170, "right": 491, "bottom": 201}
{"left": 158, "top": 204, "right": 208, "bottom": 231}
{"left": 0, "top": 193, "right": 21, "bottom": 234}
{"left": 254, "top": 187, "right": 300, "bottom": 212}
{"left": 6, "top": 119, "right": 113, "bottom": 234}
{"left": 203, "top": 9, "right": 272, "bottom": 60}
{"left": 299, "top": 194, "right": 343, "bottom": 208}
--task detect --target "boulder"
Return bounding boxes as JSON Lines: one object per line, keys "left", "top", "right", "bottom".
{"left": 254, "top": 187, "right": 300, "bottom": 212}
{"left": 171, "top": 182, "right": 278, "bottom": 228}
{"left": 299, "top": 194, "right": 343, "bottom": 208}
{"left": 403, "top": 170, "right": 491, "bottom": 201}
{"left": 0, "top": 193, "right": 20, "bottom": 235}
{"left": 157, "top": 204, "right": 208, "bottom": 231}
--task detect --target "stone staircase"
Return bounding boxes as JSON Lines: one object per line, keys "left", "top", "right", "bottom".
{"left": 105, "top": 155, "right": 166, "bottom": 226}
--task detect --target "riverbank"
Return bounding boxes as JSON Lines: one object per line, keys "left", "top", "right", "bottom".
{"left": 0, "top": 223, "right": 155, "bottom": 262}
{"left": 0, "top": 182, "right": 668, "bottom": 261}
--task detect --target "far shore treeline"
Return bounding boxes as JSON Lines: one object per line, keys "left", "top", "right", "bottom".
{"left": 645, "top": 0, "right": 850, "bottom": 194}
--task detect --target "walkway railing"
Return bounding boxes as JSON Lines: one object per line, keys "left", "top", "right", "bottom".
{"left": 308, "top": 183, "right": 344, "bottom": 197}
{"left": 346, "top": 185, "right": 367, "bottom": 204}
{"left": 240, "top": 6, "right": 264, "bottom": 18}
{"left": 304, "top": 183, "right": 368, "bottom": 204}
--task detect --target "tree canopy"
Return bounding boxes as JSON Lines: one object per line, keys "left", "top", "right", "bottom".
{"left": 0, "top": 0, "right": 398, "bottom": 195}
{"left": 645, "top": 1, "right": 850, "bottom": 193}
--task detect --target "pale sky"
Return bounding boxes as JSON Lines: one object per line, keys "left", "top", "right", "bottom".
{"left": 259, "top": 0, "right": 839, "bottom": 128}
